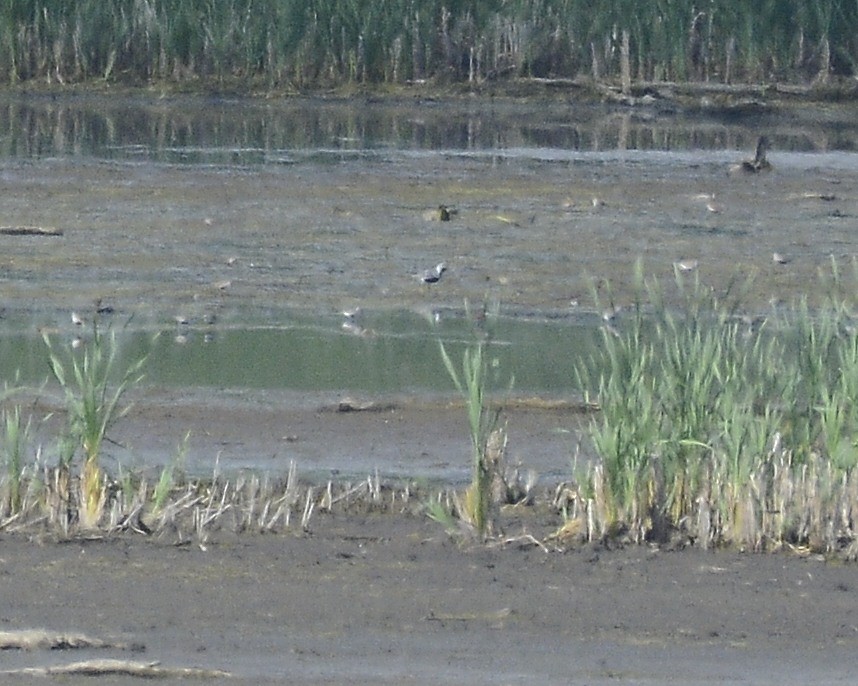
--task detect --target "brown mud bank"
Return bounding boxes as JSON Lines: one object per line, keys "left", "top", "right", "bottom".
{"left": 2, "top": 513, "right": 858, "bottom": 684}
{"left": 13, "top": 73, "right": 858, "bottom": 104}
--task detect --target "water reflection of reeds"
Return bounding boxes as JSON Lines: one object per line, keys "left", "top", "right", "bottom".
{"left": 2, "top": 96, "right": 858, "bottom": 162}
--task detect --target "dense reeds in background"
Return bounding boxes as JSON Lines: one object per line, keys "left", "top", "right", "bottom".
{"left": 0, "top": 1, "right": 853, "bottom": 89}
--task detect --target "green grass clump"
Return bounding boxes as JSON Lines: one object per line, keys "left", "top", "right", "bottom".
{"left": 573, "top": 259, "right": 858, "bottom": 554}
{"left": 1, "top": 403, "right": 31, "bottom": 516}
{"left": 43, "top": 318, "right": 152, "bottom": 529}
{"left": 436, "top": 301, "right": 509, "bottom": 540}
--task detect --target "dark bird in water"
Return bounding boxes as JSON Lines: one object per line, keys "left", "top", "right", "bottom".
{"left": 732, "top": 136, "right": 772, "bottom": 174}
{"left": 418, "top": 262, "right": 447, "bottom": 284}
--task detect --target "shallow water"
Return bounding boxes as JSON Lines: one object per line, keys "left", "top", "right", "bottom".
{"left": 1, "top": 311, "right": 601, "bottom": 394}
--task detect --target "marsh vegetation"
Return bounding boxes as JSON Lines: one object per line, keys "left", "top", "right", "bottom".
{"left": 426, "top": 261, "right": 858, "bottom": 558}
{"left": 5, "top": 263, "right": 858, "bottom": 559}
{"left": 1, "top": 1, "right": 855, "bottom": 91}
{"left": 556, "top": 260, "right": 858, "bottom": 555}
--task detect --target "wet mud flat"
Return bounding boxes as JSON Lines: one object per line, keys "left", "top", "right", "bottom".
{"left": 2, "top": 513, "right": 858, "bottom": 684}
{"left": 0, "top": 141, "right": 856, "bottom": 331}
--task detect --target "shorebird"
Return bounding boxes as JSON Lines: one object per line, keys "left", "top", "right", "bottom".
{"left": 692, "top": 193, "right": 720, "bottom": 213}
{"left": 71, "top": 311, "right": 85, "bottom": 327}
{"left": 675, "top": 259, "right": 699, "bottom": 273}
{"left": 731, "top": 136, "right": 772, "bottom": 175}
{"left": 422, "top": 205, "right": 456, "bottom": 222}
{"left": 601, "top": 304, "right": 623, "bottom": 324}
{"left": 418, "top": 262, "right": 447, "bottom": 284}
{"left": 772, "top": 252, "right": 790, "bottom": 265}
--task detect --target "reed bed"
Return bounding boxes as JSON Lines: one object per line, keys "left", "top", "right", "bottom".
{"left": 0, "top": 1, "right": 852, "bottom": 89}
{"left": 0, "top": 318, "right": 422, "bottom": 543}
{"left": 560, "top": 260, "right": 858, "bottom": 557}
{"left": 0, "top": 457, "right": 427, "bottom": 544}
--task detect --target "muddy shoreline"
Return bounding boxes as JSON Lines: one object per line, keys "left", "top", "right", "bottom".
{"left": 3, "top": 513, "right": 858, "bottom": 684}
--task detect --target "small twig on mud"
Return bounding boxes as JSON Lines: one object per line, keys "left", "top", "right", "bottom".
{"left": 0, "top": 658, "right": 229, "bottom": 678}
{"left": 490, "top": 533, "right": 551, "bottom": 553}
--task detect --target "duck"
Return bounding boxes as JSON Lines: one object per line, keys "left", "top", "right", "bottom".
{"left": 730, "top": 136, "right": 772, "bottom": 175}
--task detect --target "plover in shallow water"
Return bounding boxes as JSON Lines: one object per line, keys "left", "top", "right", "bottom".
{"left": 674, "top": 259, "right": 699, "bottom": 273}
{"left": 601, "top": 304, "right": 623, "bottom": 324}
{"left": 772, "top": 252, "right": 790, "bottom": 265}
{"left": 418, "top": 262, "right": 447, "bottom": 284}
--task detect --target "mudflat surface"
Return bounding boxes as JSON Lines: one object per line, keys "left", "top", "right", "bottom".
{"left": 2, "top": 514, "right": 858, "bottom": 684}
{"left": 1, "top": 139, "right": 857, "bottom": 329}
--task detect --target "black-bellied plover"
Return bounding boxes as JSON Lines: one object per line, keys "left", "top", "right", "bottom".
{"left": 422, "top": 205, "right": 456, "bottom": 222}
{"left": 418, "top": 262, "right": 447, "bottom": 284}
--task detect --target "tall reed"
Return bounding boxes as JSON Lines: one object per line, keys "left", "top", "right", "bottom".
{"left": 574, "top": 260, "right": 858, "bottom": 552}
{"left": 1, "top": 404, "right": 31, "bottom": 516}
{"left": 43, "top": 318, "right": 152, "bottom": 529}
{"left": 0, "top": 1, "right": 852, "bottom": 89}
{"left": 437, "top": 302, "right": 507, "bottom": 539}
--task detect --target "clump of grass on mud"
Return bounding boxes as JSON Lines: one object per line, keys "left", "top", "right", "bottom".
{"left": 429, "top": 301, "right": 544, "bottom": 544}
{"left": 563, "top": 259, "right": 858, "bottom": 557}
{"left": 6, "top": 270, "right": 858, "bottom": 560}
{"left": 43, "top": 318, "right": 152, "bottom": 529}
{"left": 432, "top": 301, "right": 542, "bottom": 543}
{"left": 435, "top": 302, "right": 505, "bottom": 540}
